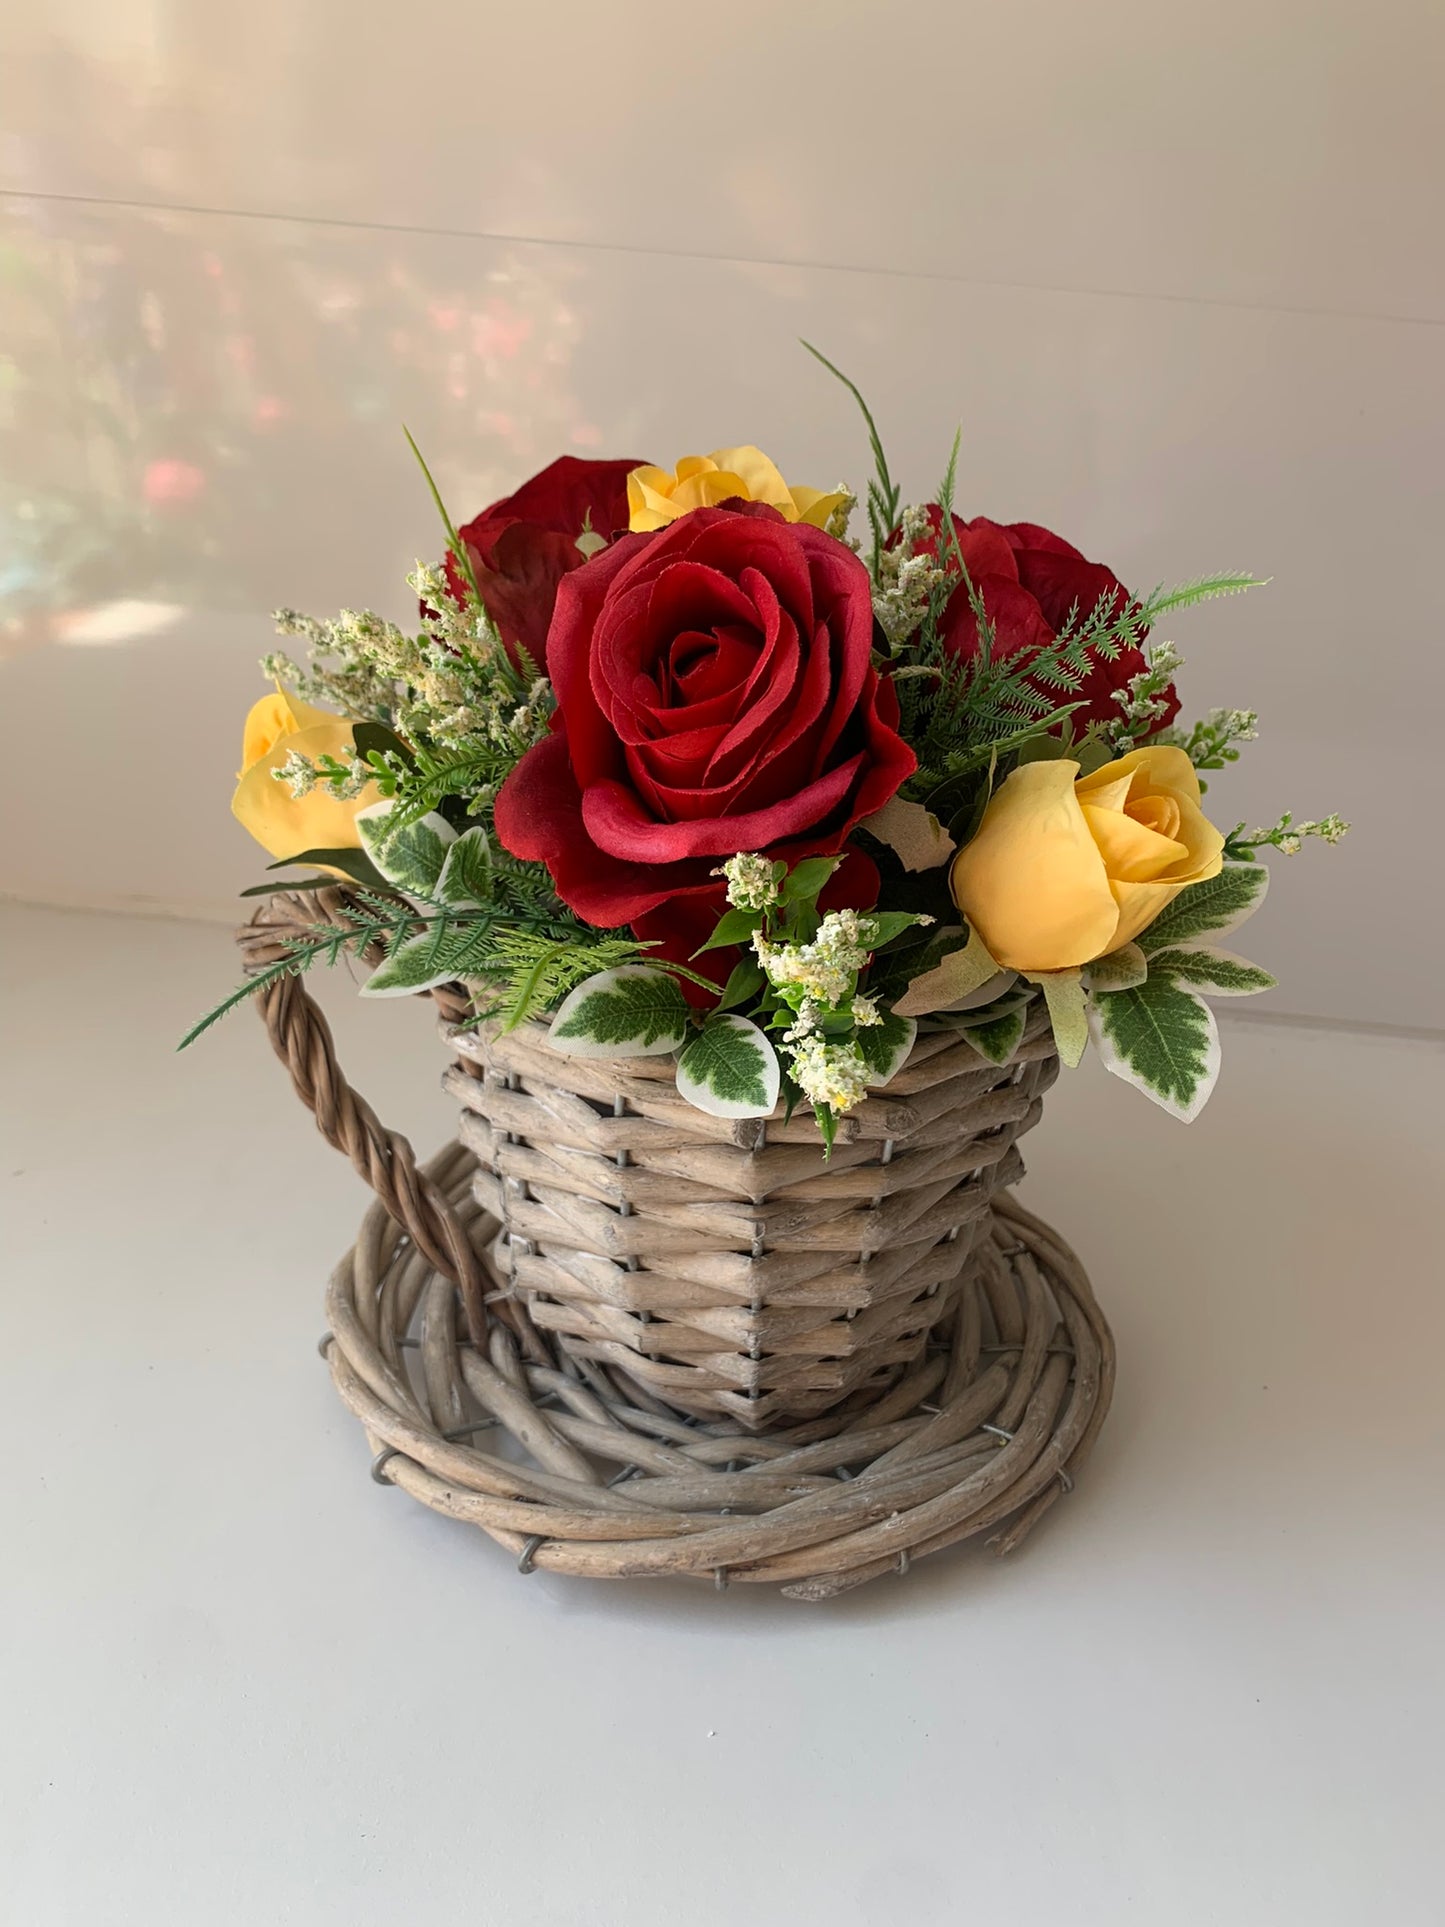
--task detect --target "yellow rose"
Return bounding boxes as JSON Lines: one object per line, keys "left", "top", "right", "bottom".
{"left": 231, "top": 688, "right": 381, "bottom": 861}
{"left": 627, "top": 447, "right": 847, "bottom": 532}
{"left": 950, "top": 746, "right": 1225, "bottom": 971}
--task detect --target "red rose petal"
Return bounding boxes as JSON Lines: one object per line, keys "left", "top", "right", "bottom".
{"left": 582, "top": 753, "right": 868, "bottom": 862}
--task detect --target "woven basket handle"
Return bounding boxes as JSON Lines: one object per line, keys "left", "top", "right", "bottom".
{"left": 237, "top": 887, "right": 492, "bottom": 1345}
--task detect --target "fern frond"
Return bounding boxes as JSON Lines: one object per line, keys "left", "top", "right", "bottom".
{"left": 1137, "top": 573, "right": 1268, "bottom": 621}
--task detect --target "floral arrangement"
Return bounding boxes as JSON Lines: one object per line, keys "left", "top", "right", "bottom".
{"left": 191, "top": 349, "right": 1345, "bottom": 1141}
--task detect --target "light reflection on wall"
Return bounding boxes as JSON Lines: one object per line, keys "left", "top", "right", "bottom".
{"left": 0, "top": 195, "right": 598, "bottom": 655}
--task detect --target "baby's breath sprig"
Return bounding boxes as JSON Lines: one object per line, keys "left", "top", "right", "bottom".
{"left": 1105, "top": 641, "right": 1184, "bottom": 754}
{"left": 755, "top": 909, "right": 879, "bottom": 1008}
{"left": 1160, "top": 705, "right": 1260, "bottom": 773}
{"left": 270, "top": 742, "right": 374, "bottom": 801}
{"left": 714, "top": 852, "right": 779, "bottom": 913}
{"left": 1225, "top": 811, "right": 1349, "bottom": 859}
{"left": 871, "top": 503, "right": 949, "bottom": 650}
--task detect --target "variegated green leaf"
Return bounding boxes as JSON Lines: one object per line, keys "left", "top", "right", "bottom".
{"left": 362, "top": 921, "right": 491, "bottom": 998}
{"left": 434, "top": 825, "right": 491, "bottom": 907}
{"left": 356, "top": 801, "right": 456, "bottom": 902}
{"left": 1138, "top": 863, "right": 1269, "bottom": 953}
{"left": 856, "top": 1007, "right": 917, "bottom": 1087}
{"left": 932, "top": 988, "right": 1030, "bottom": 1032}
{"left": 676, "top": 1015, "right": 780, "bottom": 1118}
{"left": 1027, "top": 968, "right": 1088, "bottom": 1068}
{"left": 894, "top": 926, "right": 1001, "bottom": 1018}
{"left": 964, "top": 1005, "right": 1027, "bottom": 1065}
{"left": 1148, "top": 944, "right": 1276, "bottom": 997}
{"left": 860, "top": 795, "right": 955, "bottom": 871}
{"left": 548, "top": 966, "right": 691, "bottom": 1058}
{"left": 1084, "top": 942, "right": 1148, "bottom": 993}
{"left": 1089, "top": 977, "right": 1220, "bottom": 1121}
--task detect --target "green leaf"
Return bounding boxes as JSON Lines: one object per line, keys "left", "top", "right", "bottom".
{"left": 934, "top": 988, "right": 1030, "bottom": 1031}
{"left": 548, "top": 966, "right": 692, "bottom": 1058}
{"left": 434, "top": 825, "right": 491, "bottom": 908}
{"left": 240, "top": 875, "right": 351, "bottom": 899}
{"left": 351, "top": 719, "right": 410, "bottom": 767}
{"left": 855, "top": 1007, "right": 917, "bottom": 1087}
{"left": 965, "top": 1005, "right": 1027, "bottom": 1065}
{"left": 814, "top": 1102, "right": 838, "bottom": 1158}
{"left": 860, "top": 796, "right": 955, "bottom": 872}
{"left": 404, "top": 424, "right": 485, "bottom": 613}
{"left": 574, "top": 509, "right": 608, "bottom": 559}
{"left": 1012, "top": 731, "right": 1070, "bottom": 766}
{"left": 265, "top": 845, "right": 390, "bottom": 892}
{"left": 716, "top": 956, "right": 766, "bottom": 1011}
{"left": 355, "top": 801, "right": 456, "bottom": 902}
{"left": 781, "top": 855, "right": 843, "bottom": 908}
{"left": 676, "top": 1015, "right": 781, "bottom": 1118}
{"left": 1084, "top": 942, "right": 1148, "bottom": 993}
{"left": 894, "top": 926, "right": 1001, "bottom": 1018}
{"left": 862, "top": 910, "right": 932, "bottom": 949}
{"left": 1089, "top": 977, "right": 1221, "bottom": 1121}
{"left": 1026, "top": 968, "right": 1088, "bottom": 1068}
{"left": 799, "top": 341, "right": 900, "bottom": 567}
{"left": 692, "top": 906, "right": 763, "bottom": 956}
{"left": 1138, "top": 863, "right": 1269, "bottom": 953}
{"left": 1148, "top": 945, "right": 1277, "bottom": 997}
{"left": 362, "top": 931, "right": 470, "bottom": 998}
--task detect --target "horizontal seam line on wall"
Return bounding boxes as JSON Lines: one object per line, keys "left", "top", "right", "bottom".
{"left": 2, "top": 187, "right": 1442, "bottom": 335}
{"left": 4, "top": 895, "right": 1442, "bottom": 1045}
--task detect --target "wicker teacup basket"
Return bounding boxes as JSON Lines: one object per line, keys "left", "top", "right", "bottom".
{"left": 244, "top": 888, "right": 1115, "bottom": 1599}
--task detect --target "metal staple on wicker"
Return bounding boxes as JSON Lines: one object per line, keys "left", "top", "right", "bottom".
{"left": 244, "top": 889, "right": 1115, "bottom": 1598}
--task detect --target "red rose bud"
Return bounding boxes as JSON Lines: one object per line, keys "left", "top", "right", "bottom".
{"left": 913, "top": 509, "right": 1177, "bottom": 736}
{"left": 443, "top": 455, "right": 646, "bottom": 666}
{"left": 495, "top": 503, "right": 915, "bottom": 960}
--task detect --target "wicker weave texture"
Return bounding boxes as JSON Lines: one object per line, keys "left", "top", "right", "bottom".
{"left": 238, "top": 894, "right": 1114, "bottom": 1596}
{"left": 324, "top": 1148, "right": 1112, "bottom": 1597}
{"left": 445, "top": 1009, "right": 1060, "bottom": 1429}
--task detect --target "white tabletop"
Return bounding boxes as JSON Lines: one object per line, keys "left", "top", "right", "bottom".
{"left": 4, "top": 902, "right": 1441, "bottom": 1927}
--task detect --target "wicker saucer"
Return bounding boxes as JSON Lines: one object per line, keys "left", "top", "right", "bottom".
{"left": 241, "top": 890, "right": 1115, "bottom": 1598}
{"left": 319, "top": 1142, "right": 1114, "bottom": 1600}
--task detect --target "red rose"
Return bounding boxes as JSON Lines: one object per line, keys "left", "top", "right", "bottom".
{"left": 919, "top": 509, "right": 1178, "bottom": 735}
{"left": 445, "top": 455, "right": 646, "bottom": 665}
{"left": 495, "top": 502, "right": 915, "bottom": 953}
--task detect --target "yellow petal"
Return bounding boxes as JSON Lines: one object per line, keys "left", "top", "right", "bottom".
{"left": 627, "top": 467, "right": 680, "bottom": 531}
{"left": 1167, "top": 793, "right": 1226, "bottom": 881}
{"left": 1079, "top": 802, "right": 1189, "bottom": 882}
{"left": 1072, "top": 766, "right": 1135, "bottom": 814}
{"left": 231, "top": 719, "right": 380, "bottom": 862}
{"left": 674, "top": 454, "right": 720, "bottom": 483}
{"left": 951, "top": 760, "right": 1121, "bottom": 971}
{"left": 1128, "top": 793, "right": 1179, "bottom": 839}
{"left": 789, "top": 486, "right": 848, "bottom": 529}
{"left": 707, "top": 446, "right": 793, "bottom": 510}
{"left": 1083, "top": 743, "right": 1203, "bottom": 806}
{"left": 239, "top": 688, "right": 335, "bottom": 777}
{"left": 628, "top": 477, "right": 687, "bottom": 531}
{"left": 1110, "top": 877, "right": 1192, "bottom": 951}
{"left": 673, "top": 469, "right": 751, "bottom": 513}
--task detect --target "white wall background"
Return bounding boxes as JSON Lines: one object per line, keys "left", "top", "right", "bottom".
{"left": 2, "top": 0, "right": 1441, "bottom": 1026}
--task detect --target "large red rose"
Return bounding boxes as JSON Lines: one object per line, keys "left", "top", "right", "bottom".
{"left": 917, "top": 509, "right": 1178, "bottom": 735}
{"left": 495, "top": 502, "right": 915, "bottom": 956}
{"left": 444, "top": 455, "right": 646, "bottom": 665}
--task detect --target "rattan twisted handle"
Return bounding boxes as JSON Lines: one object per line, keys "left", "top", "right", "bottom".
{"left": 237, "top": 887, "right": 494, "bottom": 1347}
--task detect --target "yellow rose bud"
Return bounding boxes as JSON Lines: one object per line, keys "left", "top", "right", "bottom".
{"left": 231, "top": 688, "right": 381, "bottom": 862}
{"left": 950, "top": 746, "right": 1225, "bottom": 971}
{"left": 627, "top": 447, "right": 847, "bottom": 533}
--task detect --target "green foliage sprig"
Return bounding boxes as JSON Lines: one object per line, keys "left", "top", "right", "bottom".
{"left": 1223, "top": 810, "right": 1349, "bottom": 860}
{"left": 801, "top": 341, "right": 901, "bottom": 576}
